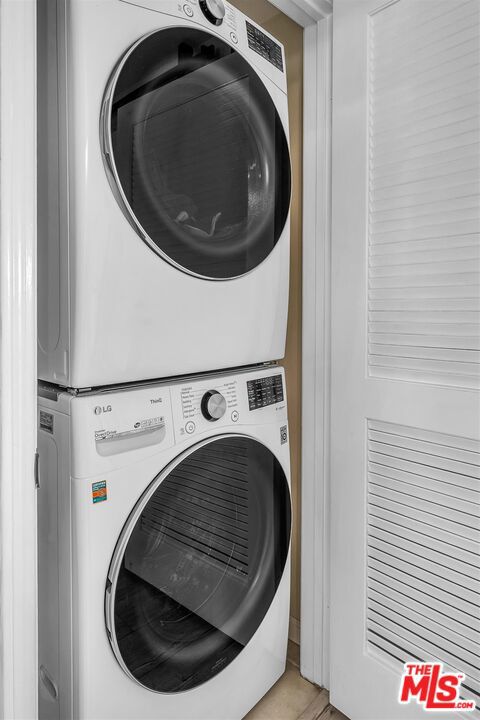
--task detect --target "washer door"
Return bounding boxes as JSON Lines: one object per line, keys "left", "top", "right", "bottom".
{"left": 105, "top": 435, "right": 291, "bottom": 693}
{"left": 102, "top": 27, "right": 291, "bottom": 279}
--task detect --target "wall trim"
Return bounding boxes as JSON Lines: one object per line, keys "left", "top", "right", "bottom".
{"left": 300, "top": 14, "right": 332, "bottom": 690}
{"left": 270, "top": 0, "right": 331, "bottom": 692}
{"left": 269, "top": 0, "right": 332, "bottom": 26}
{"left": 296, "top": 0, "right": 332, "bottom": 21}
{"left": 267, "top": 0, "right": 331, "bottom": 691}
{"left": 0, "top": 1, "right": 38, "bottom": 718}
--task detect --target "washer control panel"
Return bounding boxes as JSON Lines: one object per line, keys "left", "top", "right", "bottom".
{"left": 89, "top": 387, "right": 173, "bottom": 456}
{"left": 170, "top": 368, "right": 287, "bottom": 439}
{"left": 74, "top": 368, "right": 286, "bottom": 476}
{"left": 173, "top": 378, "right": 239, "bottom": 437}
{"left": 247, "top": 374, "right": 284, "bottom": 411}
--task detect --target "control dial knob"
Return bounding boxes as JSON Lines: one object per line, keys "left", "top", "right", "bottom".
{"left": 199, "top": 0, "right": 225, "bottom": 25}
{"left": 201, "top": 390, "right": 227, "bottom": 421}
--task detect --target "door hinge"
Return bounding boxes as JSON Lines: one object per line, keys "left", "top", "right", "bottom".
{"left": 34, "top": 450, "right": 40, "bottom": 489}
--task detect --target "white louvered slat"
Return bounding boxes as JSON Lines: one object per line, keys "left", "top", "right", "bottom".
{"left": 372, "top": 209, "right": 480, "bottom": 233}
{"left": 373, "top": 42, "right": 480, "bottom": 98}
{"left": 368, "top": 590, "right": 479, "bottom": 657}
{"left": 369, "top": 452, "right": 480, "bottom": 496}
{"left": 368, "top": 460, "right": 478, "bottom": 489}
{"left": 368, "top": 556, "right": 480, "bottom": 620}
{"left": 370, "top": 356, "right": 479, "bottom": 380}
{"left": 370, "top": 285, "right": 480, "bottom": 299}
{"left": 368, "top": 540, "right": 480, "bottom": 599}
{"left": 369, "top": 518, "right": 479, "bottom": 569}
{"left": 368, "top": 599, "right": 480, "bottom": 673}
{"left": 367, "top": 420, "right": 480, "bottom": 715}
{"left": 372, "top": 180, "right": 480, "bottom": 209}
{"left": 369, "top": 569, "right": 480, "bottom": 630}
{"left": 371, "top": 272, "right": 479, "bottom": 287}
{"left": 369, "top": 469, "right": 480, "bottom": 510}
{"left": 368, "top": 0, "right": 480, "bottom": 388}
{"left": 369, "top": 529, "right": 477, "bottom": 587}
{"left": 369, "top": 335, "right": 480, "bottom": 352}
{"left": 373, "top": 79, "right": 480, "bottom": 133}
{"left": 367, "top": 617, "right": 480, "bottom": 687}
{"left": 372, "top": 1, "right": 477, "bottom": 49}
{"left": 368, "top": 423, "right": 480, "bottom": 459}
{"left": 369, "top": 346, "right": 480, "bottom": 367}
{"left": 373, "top": 162, "right": 480, "bottom": 193}
{"left": 370, "top": 235, "right": 480, "bottom": 255}
{"left": 374, "top": 91, "right": 480, "bottom": 139}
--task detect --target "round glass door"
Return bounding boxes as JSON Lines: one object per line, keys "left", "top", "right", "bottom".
{"left": 102, "top": 27, "right": 291, "bottom": 279}
{"left": 105, "top": 436, "right": 291, "bottom": 693}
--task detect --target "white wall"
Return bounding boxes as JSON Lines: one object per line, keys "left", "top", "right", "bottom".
{"left": 0, "top": 1, "right": 38, "bottom": 718}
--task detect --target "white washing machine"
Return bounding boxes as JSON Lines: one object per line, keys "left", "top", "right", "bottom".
{"left": 37, "top": 365, "right": 291, "bottom": 720}
{"left": 37, "top": 0, "right": 292, "bottom": 389}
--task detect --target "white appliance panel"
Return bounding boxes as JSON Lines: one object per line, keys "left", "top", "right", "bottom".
{"left": 37, "top": 366, "right": 291, "bottom": 720}
{"left": 38, "top": 0, "right": 291, "bottom": 388}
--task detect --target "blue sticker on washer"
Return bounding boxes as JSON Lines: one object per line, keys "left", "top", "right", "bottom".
{"left": 92, "top": 481, "right": 107, "bottom": 503}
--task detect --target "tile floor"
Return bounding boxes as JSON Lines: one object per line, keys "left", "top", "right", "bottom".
{"left": 244, "top": 643, "right": 350, "bottom": 720}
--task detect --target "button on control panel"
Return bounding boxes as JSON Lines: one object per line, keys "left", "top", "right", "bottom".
{"left": 185, "top": 420, "right": 196, "bottom": 434}
{"left": 201, "top": 390, "right": 227, "bottom": 422}
{"left": 200, "top": 0, "right": 225, "bottom": 25}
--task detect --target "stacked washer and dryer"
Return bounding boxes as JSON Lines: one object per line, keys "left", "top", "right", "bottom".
{"left": 37, "top": 1, "right": 292, "bottom": 718}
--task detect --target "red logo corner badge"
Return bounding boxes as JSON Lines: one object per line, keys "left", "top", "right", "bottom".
{"left": 399, "top": 662, "right": 475, "bottom": 712}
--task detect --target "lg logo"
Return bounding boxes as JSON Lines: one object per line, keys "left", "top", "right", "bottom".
{"left": 94, "top": 405, "right": 112, "bottom": 415}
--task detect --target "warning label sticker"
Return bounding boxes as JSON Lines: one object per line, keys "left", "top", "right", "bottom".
{"left": 40, "top": 411, "right": 54, "bottom": 434}
{"left": 92, "top": 481, "right": 107, "bottom": 504}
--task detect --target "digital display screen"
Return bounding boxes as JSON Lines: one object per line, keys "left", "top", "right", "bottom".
{"left": 246, "top": 21, "right": 283, "bottom": 72}
{"left": 247, "top": 375, "right": 284, "bottom": 411}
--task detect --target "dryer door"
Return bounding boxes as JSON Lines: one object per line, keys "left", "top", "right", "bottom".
{"left": 102, "top": 27, "right": 291, "bottom": 279}
{"left": 105, "top": 435, "right": 291, "bottom": 693}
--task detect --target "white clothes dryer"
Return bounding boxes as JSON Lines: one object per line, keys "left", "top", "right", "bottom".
{"left": 37, "top": 0, "right": 291, "bottom": 389}
{"left": 37, "top": 365, "right": 291, "bottom": 720}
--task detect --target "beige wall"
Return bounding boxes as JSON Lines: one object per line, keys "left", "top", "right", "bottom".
{"left": 230, "top": 0, "right": 304, "bottom": 624}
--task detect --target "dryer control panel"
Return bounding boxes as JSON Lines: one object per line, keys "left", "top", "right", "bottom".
{"left": 246, "top": 21, "right": 284, "bottom": 72}
{"left": 118, "top": 0, "right": 287, "bottom": 91}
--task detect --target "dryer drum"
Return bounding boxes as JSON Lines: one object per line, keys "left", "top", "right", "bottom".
{"left": 102, "top": 27, "right": 292, "bottom": 280}
{"left": 106, "top": 436, "right": 291, "bottom": 693}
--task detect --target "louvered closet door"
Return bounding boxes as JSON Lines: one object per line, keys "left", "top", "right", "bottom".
{"left": 330, "top": 1, "right": 480, "bottom": 719}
